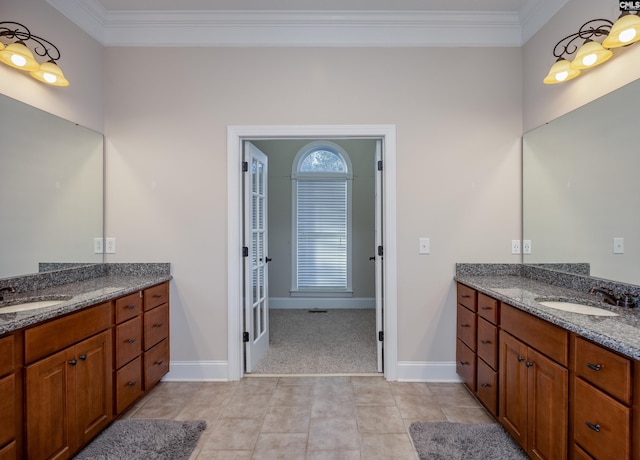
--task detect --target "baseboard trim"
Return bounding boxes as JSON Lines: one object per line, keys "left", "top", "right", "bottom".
{"left": 162, "top": 361, "right": 230, "bottom": 381}
{"left": 397, "top": 361, "right": 462, "bottom": 382}
{"left": 269, "top": 297, "right": 375, "bottom": 309}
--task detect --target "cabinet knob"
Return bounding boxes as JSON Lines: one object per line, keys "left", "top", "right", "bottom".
{"left": 525, "top": 361, "right": 534, "bottom": 368}
{"left": 68, "top": 359, "right": 77, "bottom": 366}
{"left": 585, "top": 421, "right": 600, "bottom": 432}
{"left": 586, "top": 362, "right": 602, "bottom": 372}
{"left": 127, "top": 338, "right": 136, "bottom": 344}
{"left": 79, "top": 354, "right": 87, "bottom": 360}
{"left": 128, "top": 381, "right": 137, "bottom": 387}
{"left": 517, "top": 356, "right": 525, "bottom": 362}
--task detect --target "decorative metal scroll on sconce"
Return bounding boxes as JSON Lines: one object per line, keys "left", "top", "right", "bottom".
{"left": 0, "top": 21, "right": 69, "bottom": 86}
{"left": 551, "top": 19, "right": 613, "bottom": 62}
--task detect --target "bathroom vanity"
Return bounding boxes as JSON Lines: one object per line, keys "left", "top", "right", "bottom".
{"left": 0, "top": 264, "right": 171, "bottom": 460}
{"left": 455, "top": 264, "right": 640, "bottom": 460}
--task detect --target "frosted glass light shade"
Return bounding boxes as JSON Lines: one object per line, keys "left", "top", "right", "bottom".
{"left": 0, "top": 42, "right": 39, "bottom": 71}
{"left": 570, "top": 40, "right": 613, "bottom": 69}
{"left": 603, "top": 13, "right": 640, "bottom": 48}
{"left": 30, "top": 60, "right": 69, "bottom": 86}
{"left": 543, "top": 59, "right": 580, "bottom": 84}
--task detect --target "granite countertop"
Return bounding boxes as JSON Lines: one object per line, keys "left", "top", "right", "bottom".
{"left": 455, "top": 274, "right": 640, "bottom": 361}
{"left": 0, "top": 273, "right": 171, "bottom": 335}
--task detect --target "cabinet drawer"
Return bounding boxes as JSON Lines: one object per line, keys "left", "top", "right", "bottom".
{"left": 501, "top": 303, "right": 568, "bottom": 367}
{"left": 456, "top": 339, "right": 476, "bottom": 391}
{"left": 114, "top": 292, "right": 142, "bottom": 324}
{"left": 115, "top": 316, "right": 142, "bottom": 369}
{"left": 573, "top": 336, "right": 631, "bottom": 405}
{"left": 477, "top": 293, "right": 499, "bottom": 324}
{"left": 573, "top": 377, "right": 630, "bottom": 460}
{"left": 144, "top": 339, "right": 169, "bottom": 390}
{"left": 144, "top": 283, "right": 169, "bottom": 312}
{"left": 457, "top": 284, "right": 477, "bottom": 311}
{"left": 144, "top": 303, "right": 169, "bottom": 351}
{"left": 0, "top": 441, "right": 16, "bottom": 460}
{"left": 476, "top": 358, "right": 497, "bottom": 417}
{"left": 0, "top": 374, "right": 15, "bottom": 449}
{"left": 477, "top": 318, "right": 498, "bottom": 370}
{"left": 0, "top": 335, "right": 15, "bottom": 377}
{"left": 115, "top": 356, "right": 143, "bottom": 414}
{"left": 25, "top": 302, "right": 112, "bottom": 363}
{"left": 456, "top": 304, "right": 476, "bottom": 351}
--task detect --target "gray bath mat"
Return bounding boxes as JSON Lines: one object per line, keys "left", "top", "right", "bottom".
{"left": 409, "top": 422, "right": 528, "bottom": 460}
{"left": 74, "top": 419, "right": 206, "bottom": 460}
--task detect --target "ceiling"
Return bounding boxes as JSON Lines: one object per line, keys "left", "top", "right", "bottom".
{"left": 47, "top": 0, "right": 567, "bottom": 47}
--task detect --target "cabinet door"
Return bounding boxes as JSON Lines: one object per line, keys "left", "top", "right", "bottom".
{"left": 527, "top": 347, "right": 568, "bottom": 460}
{"left": 499, "top": 331, "right": 528, "bottom": 450}
{"left": 75, "top": 330, "right": 112, "bottom": 448}
{"left": 25, "top": 347, "right": 75, "bottom": 460}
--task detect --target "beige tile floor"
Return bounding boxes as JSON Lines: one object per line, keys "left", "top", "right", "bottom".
{"left": 122, "top": 376, "right": 494, "bottom": 459}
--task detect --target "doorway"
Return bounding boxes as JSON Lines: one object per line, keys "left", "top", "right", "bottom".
{"left": 227, "top": 125, "right": 398, "bottom": 381}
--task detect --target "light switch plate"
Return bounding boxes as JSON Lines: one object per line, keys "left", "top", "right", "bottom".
{"left": 613, "top": 237, "right": 624, "bottom": 254}
{"left": 419, "top": 237, "right": 430, "bottom": 255}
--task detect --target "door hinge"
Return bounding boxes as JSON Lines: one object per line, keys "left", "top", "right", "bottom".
{"left": 242, "top": 247, "right": 249, "bottom": 257}
{"left": 377, "top": 160, "right": 383, "bottom": 171}
{"left": 378, "top": 331, "right": 384, "bottom": 342}
{"left": 378, "top": 245, "right": 383, "bottom": 257}
{"left": 242, "top": 161, "right": 249, "bottom": 172}
{"left": 243, "top": 332, "right": 250, "bottom": 342}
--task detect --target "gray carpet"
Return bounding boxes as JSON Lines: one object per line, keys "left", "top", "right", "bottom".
{"left": 409, "top": 422, "right": 529, "bottom": 460}
{"left": 252, "top": 308, "right": 377, "bottom": 374}
{"left": 74, "top": 419, "right": 206, "bottom": 460}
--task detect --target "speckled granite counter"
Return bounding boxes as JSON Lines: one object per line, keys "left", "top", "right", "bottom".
{"left": 455, "top": 265, "right": 640, "bottom": 361}
{"left": 0, "top": 263, "right": 171, "bottom": 335}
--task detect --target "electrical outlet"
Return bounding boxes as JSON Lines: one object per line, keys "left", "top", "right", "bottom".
{"left": 105, "top": 237, "right": 116, "bottom": 254}
{"left": 419, "top": 237, "right": 430, "bottom": 254}
{"left": 93, "top": 237, "right": 103, "bottom": 254}
{"left": 523, "top": 240, "right": 532, "bottom": 255}
{"left": 511, "top": 240, "right": 521, "bottom": 254}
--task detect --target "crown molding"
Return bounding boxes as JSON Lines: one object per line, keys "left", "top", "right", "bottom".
{"left": 519, "top": 0, "right": 568, "bottom": 44}
{"left": 47, "top": 0, "right": 565, "bottom": 47}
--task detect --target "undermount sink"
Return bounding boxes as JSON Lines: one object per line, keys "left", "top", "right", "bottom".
{"left": 0, "top": 296, "right": 72, "bottom": 314}
{"left": 537, "top": 301, "right": 619, "bottom": 317}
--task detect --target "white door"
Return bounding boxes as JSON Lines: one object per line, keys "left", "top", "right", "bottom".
{"left": 374, "top": 140, "right": 384, "bottom": 372}
{"left": 244, "top": 142, "right": 270, "bottom": 372}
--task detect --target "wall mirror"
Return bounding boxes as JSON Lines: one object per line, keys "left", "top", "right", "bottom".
{"left": 523, "top": 78, "right": 640, "bottom": 286}
{"left": 0, "top": 93, "right": 104, "bottom": 279}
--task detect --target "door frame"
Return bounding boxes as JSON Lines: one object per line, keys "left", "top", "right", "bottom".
{"left": 227, "top": 124, "right": 398, "bottom": 380}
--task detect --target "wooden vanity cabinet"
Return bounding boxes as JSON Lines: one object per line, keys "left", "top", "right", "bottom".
{"left": 456, "top": 284, "right": 476, "bottom": 391}
{"left": 24, "top": 302, "right": 113, "bottom": 460}
{"left": 113, "top": 292, "right": 143, "bottom": 415}
{"left": 0, "top": 332, "right": 23, "bottom": 460}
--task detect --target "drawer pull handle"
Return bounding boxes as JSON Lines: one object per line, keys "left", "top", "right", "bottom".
{"left": 126, "top": 304, "right": 136, "bottom": 310}
{"left": 480, "top": 306, "right": 491, "bottom": 311}
{"left": 154, "top": 323, "right": 164, "bottom": 328}
{"left": 517, "top": 356, "right": 525, "bottom": 362}
{"left": 459, "top": 360, "right": 468, "bottom": 366}
{"left": 480, "top": 340, "right": 490, "bottom": 345}
{"left": 525, "top": 361, "right": 534, "bottom": 368}
{"left": 79, "top": 354, "right": 87, "bottom": 361}
{"left": 480, "top": 383, "right": 489, "bottom": 388}
{"left": 128, "top": 381, "right": 137, "bottom": 387}
{"left": 156, "top": 360, "right": 164, "bottom": 365}
{"left": 69, "top": 359, "right": 77, "bottom": 366}
{"left": 460, "top": 324, "right": 470, "bottom": 328}
{"left": 127, "top": 338, "right": 137, "bottom": 344}
{"left": 586, "top": 363, "right": 602, "bottom": 372}
{"left": 152, "top": 294, "right": 163, "bottom": 298}
{"left": 585, "top": 421, "right": 600, "bottom": 432}
{"left": 461, "top": 294, "right": 471, "bottom": 298}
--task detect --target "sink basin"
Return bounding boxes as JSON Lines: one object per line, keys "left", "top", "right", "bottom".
{"left": 537, "top": 301, "right": 619, "bottom": 317}
{"left": 0, "top": 296, "right": 72, "bottom": 314}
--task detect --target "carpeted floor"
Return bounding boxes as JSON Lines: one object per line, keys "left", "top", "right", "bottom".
{"left": 409, "top": 422, "right": 529, "bottom": 460}
{"left": 252, "top": 308, "right": 377, "bottom": 374}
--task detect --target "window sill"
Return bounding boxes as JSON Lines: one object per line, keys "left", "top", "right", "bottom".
{"left": 290, "top": 289, "right": 354, "bottom": 298}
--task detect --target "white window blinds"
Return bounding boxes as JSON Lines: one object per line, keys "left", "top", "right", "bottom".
{"left": 296, "top": 180, "right": 347, "bottom": 288}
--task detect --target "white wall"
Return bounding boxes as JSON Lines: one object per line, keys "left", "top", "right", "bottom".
{"left": 103, "top": 46, "right": 523, "bottom": 377}
{"left": 0, "top": 0, "right": 104, "bottom": 132}
{"left": 523, "top": 0, "right": 640, "bottom": 132}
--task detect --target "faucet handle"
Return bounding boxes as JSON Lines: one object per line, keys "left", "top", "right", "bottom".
{"left": 620, "top": 292, "right": 639, "bottom": 308}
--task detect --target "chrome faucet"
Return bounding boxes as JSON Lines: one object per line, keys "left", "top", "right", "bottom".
{"left": 589, "top": 286, "right": 638, "bottom": 308}
{"left": 0, "top": 286, "right": 16, "bottom": 301}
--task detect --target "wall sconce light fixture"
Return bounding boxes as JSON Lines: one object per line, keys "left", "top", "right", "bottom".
{"left": 0, "top": 21, "right": 69, "bottom": 87}
{"left": 544, "top": 12, "right": 640, "bottom": 84}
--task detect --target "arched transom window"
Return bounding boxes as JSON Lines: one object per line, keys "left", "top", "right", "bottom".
{"left": 291, "top": 141, "right": 353, "bottom": 295}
